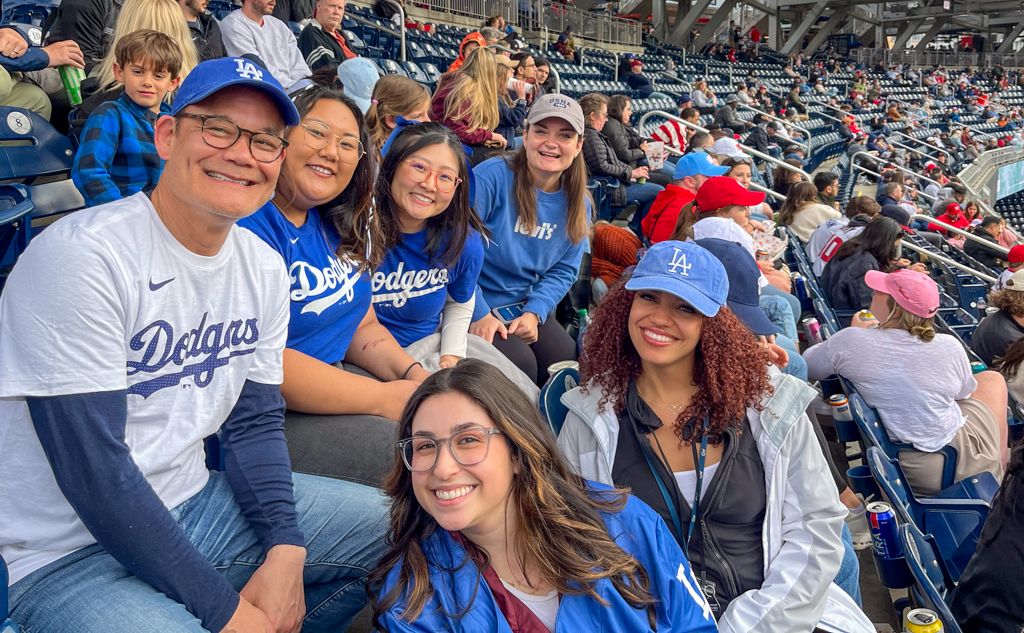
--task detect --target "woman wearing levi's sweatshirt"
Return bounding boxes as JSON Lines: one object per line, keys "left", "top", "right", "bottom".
{"left": 238, "top": 87, "right": 430, "bottom": 487}
{"left": 469, "top": 93, "right": 591, "bottom": 386}
{"left": 370, "top": 121, "right": 537, "bottom": 398}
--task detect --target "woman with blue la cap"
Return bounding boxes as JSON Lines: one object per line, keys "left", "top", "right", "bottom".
{"left": 558, "top": 241, "right": 874, "bottom": 633}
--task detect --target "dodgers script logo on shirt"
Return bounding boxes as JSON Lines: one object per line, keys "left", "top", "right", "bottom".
{"left": 372, "top": 263, "right": 450, "bottom": 308}
{"left": 514, "top": 217, "right": 557, "bottom": 240}
{"left": 290, "top": 255, "right": 361, "bottom": 316}
{"left": 126, "top": 313, "right": 260, "bottom": 398}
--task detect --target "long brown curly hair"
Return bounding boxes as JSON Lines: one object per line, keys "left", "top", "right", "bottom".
{"left": 368, "top": 359, "right": 657, "bottom": 627}
{"left": 581, "top": 282, "right": 773, "bottom": 444}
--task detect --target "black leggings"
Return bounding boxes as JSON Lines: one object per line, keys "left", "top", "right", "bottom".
{"left": 492, "top": 318, "right": 577, "bottom": 386}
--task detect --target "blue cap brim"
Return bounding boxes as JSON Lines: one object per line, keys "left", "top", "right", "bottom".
{"left": 728, "top": 300, "right": 779, "bottom": 336}
{"left": 674, "top": 163, "right": 729, "bottom": 180}
{"left": 625, "top": 276, "right": 723, "bottom": 317}
{"left": 170, "top": 79, "right": 301, "bottom": 127}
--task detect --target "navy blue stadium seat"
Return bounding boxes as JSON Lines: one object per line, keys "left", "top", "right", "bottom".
{"left": 0, "top": 184, "right": 34, "bottom": 289}
{"left": 0, "top": 107, "right": 83, "bottom": 218}
{"left": 899, "top": 522, "right": 964, "bottom": 633}
{"left": 867, "top": 447, "right": 991, "bottom": 582}
{"left": 401, "top": 61, "right": 429, "bottom": 85}
{"left": 378, "top": 58, "right": 408, "bottom": 78}
{"left": 539, "top": 365, "right": 580, "bottom": 436}
{"left": 418, "top": 62, "right": 442, "bottom": 85}
{"left": 343, "top": 29, "right": 367, "bottom": 52}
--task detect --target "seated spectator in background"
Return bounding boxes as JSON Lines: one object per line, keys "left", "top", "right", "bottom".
{"left": 221, "top": 0, "right": 313, "bottom": 93}
{"left": 690, "top": 78, "right": 718, "bottom": 114}
{"left": 72, "top": 30, "right": 181, "bottom": 206}
{"left": 821, "top": 216, "right": 916, "bottom": 313}
{"left": 743, "top": 116, "right": 779, "bottom": 156}
{"left": 1, "top": 56, "right": 386, "bottom": 633}
{"left": 806, "top": 270, "right": 1007, "bottom": 496}
{"left": 623, "top": 59, "right": 669, "bottom": 99}
{"left": 686, "top": 175, "right": 764, "bottom": 239}
{"left": 641, "top": 150, "right": 726, "bottom": 244}
{"left": 772, "top": 159, "right": 806, "bottom": 198}
{"left": 559, "top": 241, "right": 873, "bottom": 632}
{"left": 652, "top": 100, "right": 698, "bottom": 153}
{"left": 713, "top": 94, "right": 753, "bottom": 131}
{"left": 495, "top": 55, "right": 528, "bottom": 152}
{"left": 687, "top": 130, "right": 715, "bottom": 153}
{"left": 777, "top": 181, "right": 842, "bottom": 242}
{"left": 971, "top": 274, "right": 1024, "bottom": 367}
{"left": 364, "top": 75, "right": 430, "bottom": 152}
{"left": 994, "top": 244, "right": 1024, "bottom": 290}
{"left": 581, "top": 92, "right": 662, "bottom": 236}
{"left": 604, "top": 94, "right": 672, "bottom": 184}
{"left": 299, "top": 0, "right": 357, "bottom": 70}
{"left": 876, "top": 181, "right": 904, "bottom": 208}
{"left": 815, "top": 171, "right": 841, "bottom": 210}
{"left": 805, "top": 196, "right": 879, "bottom": 277}
{"left": 964, "top": 215, "right": 1006, "bottom": 270}
{"left": 533, "top": 56, "right": 552, "bottom": 95}
{"left": 963, "top": 200, "right": 982, "bottom": 226}
{"left": 469, "top": 94, "right": 588, "bottom": 386}
{"left": 950, "top": 442, "right": 1024, "bottom": 632}
{"left": 179, "top": 0, "right": 226, "bottom": 61}
{"left": 431, "top": 48, "right": 507, "bottom": 160}
{"left": 44, "top": 0, "right": 121, "bottom": 72}
{"left": 448, "top": 31, "right": 485, "bottom": 73}
{"left": 479, "top": 26, "right": 503, "bottom": 47}
{"left": 336, "top": 56, "right": 378, "bottom": 114}
{"left": 371, "top": 361, "right": 718, "bottom": 632}
{"left": 554, "top": 25, "right": 578, "bottom": 63}
{"left": 0, "top": 26, "right": 83, "bottom": 118}
{"left": 930, "top": 201, "right": 971, "bottom": 235}
{"left": 931, "top": 182, "right": 967, "bottom": 215}
{"left": 272, "top": 0, "right": 315, "bottom": 22}
{"left": 510, "top": 50, "right": 536, "bottom": 96}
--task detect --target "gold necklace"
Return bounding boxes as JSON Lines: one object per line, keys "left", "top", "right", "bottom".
{"left": 636, "top": 383, "right": 687, "bottom": 415}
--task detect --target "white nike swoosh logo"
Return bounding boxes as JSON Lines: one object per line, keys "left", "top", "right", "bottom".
{"left": 290, "top": 237, "right": 300, "bottom": 245}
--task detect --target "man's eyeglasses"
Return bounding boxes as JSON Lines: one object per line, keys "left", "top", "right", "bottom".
{"left": 175, "top": 113, "right": 288, "bottom": 163}
{"left": 397, "top": 427, "right": 503, "bottom": 472}
{"left": 403, "top": 159, "right": 462, "bottom": 194}
{"left": 301, "top": 120, "right": 365, "bottom": 164}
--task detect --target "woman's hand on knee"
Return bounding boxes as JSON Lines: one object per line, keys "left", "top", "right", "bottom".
{"left": 470, "top": 314, "right": 508, "bottom": 344}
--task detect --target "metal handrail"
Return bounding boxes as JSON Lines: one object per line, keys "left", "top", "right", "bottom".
{"left": 637, "top": 110, "right": 811, "bottom": 180}
{"left": 848, "top": 159, "right": 938, "bottom": 203}
{"left": 901, "top": 241, "right": 997, "bottom": 284}
{"left": 750, "top": 180, "right": 786, "bottom": 202}
{"left": 737, "top": 104, "right": 810, "bottom": 152}
{"left": 910, "top": 213, "right": 1009, "bottom": 255}
{"left": 381, "top": 0, "right": 406, "bottom": 62}
{"left": 892, "top": 130, "right": 953, "bottom": 161}
{"left": 889, "top": 139, "right": 941, "bottom": 164}
{"left": 851, "top": 150, "right": 942, "bottom": 192}
{"left": 887, "top": 97, "right": 997, "bottom": 141}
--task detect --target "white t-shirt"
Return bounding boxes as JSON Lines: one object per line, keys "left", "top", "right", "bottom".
{"left": 220, "top": 11, "right": 312, "bottom": 92}
{"left": 0, "top": 193, "right": 290, "bottom": 583}
{"left": 500, "top": 581, "right": 559, "bottom": 631}
{"left": 803, "top": 327, "right": 976, "bottom": 452}
{"left": 805, "top": 217, "right": 865, "bottom": 277}
{"left": 673, "top": 461, "right": 721, "bottom": 507}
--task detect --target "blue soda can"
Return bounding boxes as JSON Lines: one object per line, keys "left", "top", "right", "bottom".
{"left": 970, "top": 361, "right": 987, "bottom": 374}
{"left": 867, "top": 501, "right": 902, "bottom": 559}
{"left": 791, "top": 273, "right": 808, "bottom": 300}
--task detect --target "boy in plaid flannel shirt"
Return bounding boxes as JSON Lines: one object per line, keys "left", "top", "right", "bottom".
{"left": 72, "top": 30, "right": 182, "bottom": 206}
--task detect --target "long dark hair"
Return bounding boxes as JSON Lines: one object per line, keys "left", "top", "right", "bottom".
{"left": 375, "top": 122, "right": 485, "bottom": 266}
{"left": 292, "top": 86, "right": 381, "bottom": 270}
{"left": 832, "top": 215, "right": 902, "bottom": 268}
{"left": 369, "top": 360, "right": 656, "bottom": 627}
{"left": 608, "top": 94, "right": 631, "bottom": 124}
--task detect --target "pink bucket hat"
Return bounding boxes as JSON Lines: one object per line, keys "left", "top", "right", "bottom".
{"left": 864, "top": 269, "right": 939, "bottom": 318}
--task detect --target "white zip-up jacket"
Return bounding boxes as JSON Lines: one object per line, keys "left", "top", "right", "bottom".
{"left": 556, "top": 370, "right": 874, "bottom": 633}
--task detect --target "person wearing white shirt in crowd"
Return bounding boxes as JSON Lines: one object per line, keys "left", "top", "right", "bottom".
{"left": 220, "top": 0, "right": 313, "bottom": 92}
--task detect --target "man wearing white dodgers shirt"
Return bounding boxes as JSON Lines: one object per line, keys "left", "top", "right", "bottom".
{"left": 0, "top": 57, "right": 385, "bottom": 632}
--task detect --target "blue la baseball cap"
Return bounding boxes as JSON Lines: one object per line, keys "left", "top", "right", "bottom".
{"left": 625, "top": 241, "right": 729, "bottom": 317}
{"left": 694, "top": 238, "right": 779, "bottom": 336}
{"left": 673, "top": 151, "right": 730, "bottom": 181}
{"left": 170, "top": 57, "right": 300, "bottom": 126}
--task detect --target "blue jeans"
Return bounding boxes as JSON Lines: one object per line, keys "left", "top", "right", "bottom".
{"left": 762, "top": 283, "right": 802, "bottom": 322}
{"left": 9, "top": 472, "right": 387, "bottom": 632}
{"left": 759, "top": 292, "right": 798, "bottom": 341}
{"left": 625, "top": 181, "right": 664, "bottom": 235}
{"left": 834, "top": 524, "right": 863, "bottom": 606}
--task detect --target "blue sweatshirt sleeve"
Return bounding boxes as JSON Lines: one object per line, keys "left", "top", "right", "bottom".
{"left": 220, "top": 379, "right": 304, "bottom": 551}
{"left": 522, "top": 238, "right": 585, "bottom": 322}
{"left": 26, "top": 390, "right": 240, "bottom": 632}
{"left": 72, "top": 102, "right": 124, "bottom": 206}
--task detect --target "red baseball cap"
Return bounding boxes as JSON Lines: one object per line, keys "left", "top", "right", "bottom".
{"left": 945, "top": 202, "right": 963, "bottom": 215}
{"left": 695, "top": 176, "right": 765, "bottom": 212}
{"left": 1009, "top": 244, "right": 1024, "bottom": 265}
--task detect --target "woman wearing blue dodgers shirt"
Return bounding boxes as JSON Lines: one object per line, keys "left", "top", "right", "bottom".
{"left": 469, "top": 93, "right": 590, "bottom": 386}
{"left": 368, "top": 359, "right": 718, "bottom": 632}
{"left": 371, "top": 121, "right": 538, "bottom": 397}
{"left": 239, "top": 86, "right": 432, "bottom": 486}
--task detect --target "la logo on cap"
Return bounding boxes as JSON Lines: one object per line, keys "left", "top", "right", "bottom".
{"left": 667, "top": 247, "right": 692, "bottom": 276}
{"left": 234, "top": 58, "right": 263, "bottom": 81}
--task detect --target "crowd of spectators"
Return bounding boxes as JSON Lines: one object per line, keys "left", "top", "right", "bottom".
{"left": 4, "top": 3, "right": 1024, "bottom": 631}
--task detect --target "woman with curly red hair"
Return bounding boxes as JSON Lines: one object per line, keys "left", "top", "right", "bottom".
{"left": 557, "top": 241, "right": 873, "bottom": 633}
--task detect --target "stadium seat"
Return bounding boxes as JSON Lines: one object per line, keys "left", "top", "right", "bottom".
{"left": 0, "top": 107, "right": 83, "bottom": 218}
{"left": 401, "top": 61, "right": 430, "bottom": 86}
{"left": 378, "top": 58, "right": 408, "bottom": 78}
{"left": 417, "top": 62, "right": 442, "bottom": 85}
{"left": 0, "top": 184, "right": 34, "bottom": 289}
{"left": 539, "top": 365, "right": 580, "bottom": 436}
{"left": 867, "top": 447, "right": 991, "bottom": 582}
{"left": 899, "top": 522, "right": 964, "bottom": 633}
